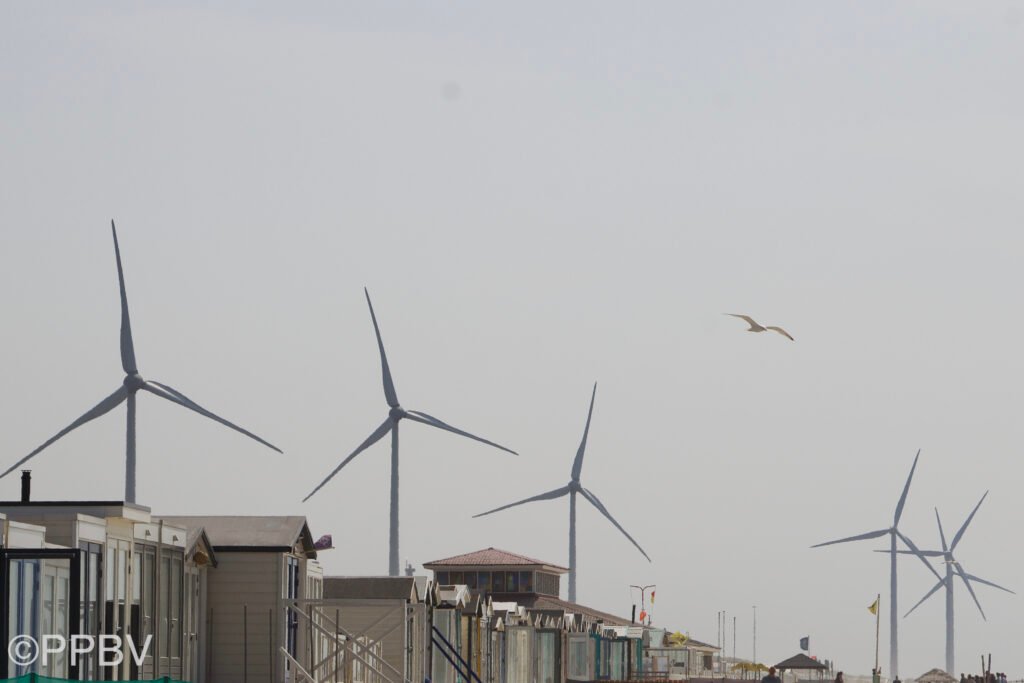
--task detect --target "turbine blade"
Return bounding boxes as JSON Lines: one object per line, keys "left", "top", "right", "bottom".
{"left": 144, "top": 381, "right": 282, "bottom": 453}
{"left": 873, "top": 549, "right": 944, "bottom": 557}
{"left": 894, "top": 449, "right": 921, "bottom": 526}
{"left": 405, "top": 410, "right": 517, "bottom": 455}
{"left": 580, "top": 487, "right": 651, "bottom": 562}
{"left": 935, "top": 508, "right": 948, "bottom": 553}
{"left": 364, "top": 288, "right": 399, "bottom": 408}
{"left": 0, "top": 386, "right": 128, "bottom": 480}
{"left": 950, "top": 490, "right": 988, "bottom": 551}
{"left": 963, "top": 572, "right": 1015, "bottom": 595}
{"left": 895, "top": 529, "right": 943, "bottom": 582}
{"left": 954, "top": 563, "right": 986, "bottom": 620}
{"left": 111, "top": 221, "right": 138, "bottom": 374}
{"left": 472, "top": 486, "right": 571, "bottom": 518}
{"left": 904, "top": 577, "right": 946, "bottom": 618}
{"left": 811, "top": 529, "right": 889, "bottom": 548}
{"left": 570, "top": 383, "right": 597, "bottom": 482}
{"left": 303, "top": 419, "right": 393, "bottom": 502}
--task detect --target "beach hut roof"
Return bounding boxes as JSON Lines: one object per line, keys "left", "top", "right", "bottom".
{"left": 159, "top": 515, "right": 316, "bottom": 557}
{"left": 775, "top": 653, "right": 828, "bottom": 670}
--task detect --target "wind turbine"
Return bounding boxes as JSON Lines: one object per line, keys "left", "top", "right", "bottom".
{"left": 811, "top": 449, "right": 941, "bottom": 679}
{"left": 473, "top": 383, "right": 650, "bottom": 603}
{"left": 897, "top": 492, "right": 1014, "bottom": 675}
{"left": 304, "top": 288, "right": 517, "bottom": 576}
{"left": 1, "top": 221, "right": 282, "bottom": 502}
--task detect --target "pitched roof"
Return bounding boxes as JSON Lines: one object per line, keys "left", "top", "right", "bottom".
{"left": 323, "top": 577, "right": 421, "bottom": 601}
{"left": 158, "top": 516, "right": 315, "bottom": 556}
{"left": 423, "top": 548, "right": 568, "bottom": 572}
{"left": 915, "top": 669, "right": 957, "bottom": 683}
{"left": 519, "top": 594, "right": 631, "bottom": 626}
{"left": 775, "top": 653, "right": 827, "bottom": 670}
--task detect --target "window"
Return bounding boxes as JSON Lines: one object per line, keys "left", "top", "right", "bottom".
{"left": 492, "top": 572, "right": 505, "bottom": 592}
{"left": 286, "top": 557, "right": 300, "bottom": 660}
{"left": 450, "top": 571, "right": 464, "bottom": 585}
{"left": 478, "top": 572, "right": 491, "bottom": 592}
{"left": 505, "top": 571, "right": 519, "bottom": 592}
{"left": 436, "top": 571, "right": 449, "bottom": 585}
{"left": 519, "top": 572, "right": 533, "bottom": 593}
{"left": 465, "top": 572, "right": 477, "bottom": 589}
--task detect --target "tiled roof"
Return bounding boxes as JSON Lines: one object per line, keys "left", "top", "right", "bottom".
{"left": 423, "top": 547, "right": 568, "bottom": 572}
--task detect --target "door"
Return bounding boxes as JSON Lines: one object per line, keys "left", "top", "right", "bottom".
{"left": 103, "top": 539, "right": 132, "bottom": 681}
{"left": 158, "top": 551, "right": 184, "bottom": 677}
{"left": 183, "top": 565, "right": 200, "bottom": 682}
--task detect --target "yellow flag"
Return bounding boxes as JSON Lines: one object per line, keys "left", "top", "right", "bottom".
{"left": 868, "top": 598, "right": 879, "bottom": 615}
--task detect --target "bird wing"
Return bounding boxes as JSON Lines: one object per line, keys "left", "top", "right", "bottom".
{"left": 726, "top": 314, "right": 762, "bottom": 330}
{"left": 766, "top": 326, "right": 794, "bottom": 341}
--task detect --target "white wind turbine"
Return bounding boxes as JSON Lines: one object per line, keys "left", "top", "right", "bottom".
{"left": 473, "top": 383, "right": 650, "bottom": 603}
{"left": 1, "top": 221, "right": 282, "bottom": 502}
{"left": 812, "top": 450, "right": 941, "bottom": 679}
{"left": 896, "top": 492, "right": 1014, "bottom": 675}
{"left": 303, "top": 288, "right": 517, "bottom": 576}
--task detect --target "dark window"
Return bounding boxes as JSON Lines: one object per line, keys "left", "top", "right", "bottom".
{"left": 465, "top": 572, "right": 478, "bottom": 589}
{"left": 478, "top": 572, "right": 491, "bottom": 592}
{"left": 436, "top": 571, "right": 449, "bottom": 585}
{"left": 450, "top": 571, "right": 464, "bottom": 585}
{"left": 506, "top": 571, "right": 519, "bottom": 592}
{"left": 286, "top": 557, "right": 300, "bottom": 659}
{"left": 492, "top": 572, "right": 505, "bottom": 591}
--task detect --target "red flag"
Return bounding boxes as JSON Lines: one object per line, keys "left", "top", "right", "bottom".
{"left": 638, "top": 610, "right": 647, "bottom": 622}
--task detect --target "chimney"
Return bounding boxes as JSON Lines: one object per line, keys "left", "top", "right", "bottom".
{"left": 21, "top": 470, "right": 31, "bottom": 503}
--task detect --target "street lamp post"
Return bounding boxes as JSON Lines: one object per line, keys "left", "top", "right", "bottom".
{"left": 630, "top": 584, "right": 656, "bottom": 625}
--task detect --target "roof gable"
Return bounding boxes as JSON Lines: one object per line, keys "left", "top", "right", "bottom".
{"left": 158, "top": 516, "right": 316, "bottom": 557}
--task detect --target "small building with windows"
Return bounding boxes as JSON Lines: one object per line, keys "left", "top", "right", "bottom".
{"left": 424, "top": 547, "right": 566, "bottom": 600}
{"left": 0, "top": 493, "right": 324, "bottom": 683}
{"left": 424, "top": 548, "right": 638, "bottom": 683}
{"left": 159, "top": 515, "right": 323, "bottom": 683}
{"left": 0, "top": 499, "right": 202, "bottom": 680}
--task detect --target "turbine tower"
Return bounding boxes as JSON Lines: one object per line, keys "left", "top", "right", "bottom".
{"left": 1, "top": 221, "right": 282, "bottom": 502}
{"left": 899, "top": 492, "right": 1014, "bottom": 675}
{"left": 304, "top": 288, "right": 516, "bottom": 576}
{"left": 473, "top": 383, "right": 650, "bottom": 603}
{"left": 811, "top": 450, "right": 941, "bottom": 679}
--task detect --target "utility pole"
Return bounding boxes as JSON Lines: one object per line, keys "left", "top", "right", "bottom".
{"left": 753, "top": 606, "right": 758, "bottom": 669}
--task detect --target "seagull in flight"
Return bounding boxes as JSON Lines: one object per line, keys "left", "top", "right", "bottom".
{"left": 726, "top": 314, "right": 794, "bottom": 341}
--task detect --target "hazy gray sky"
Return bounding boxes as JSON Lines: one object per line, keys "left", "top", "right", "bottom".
{"left": 3, "top": 1, "right": 1024, "bottom": 676}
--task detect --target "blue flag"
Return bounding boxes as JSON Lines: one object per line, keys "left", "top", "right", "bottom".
{"left": 800, "top": 636, "right": 809, "bottom": 651}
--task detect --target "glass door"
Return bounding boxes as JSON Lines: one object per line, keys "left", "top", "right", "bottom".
{"left": 102, "top": 539, "right": 132, "bottom": 681}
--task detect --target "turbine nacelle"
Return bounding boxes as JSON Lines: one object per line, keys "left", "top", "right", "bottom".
{"left": 123, "top": 373, "right": 146, "bottom": 391}
{"left": 568, "top": 480, "right": 582, "bottom": 493}
{"left": 389, "top": 406, "right": 406, "bottom": 421}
